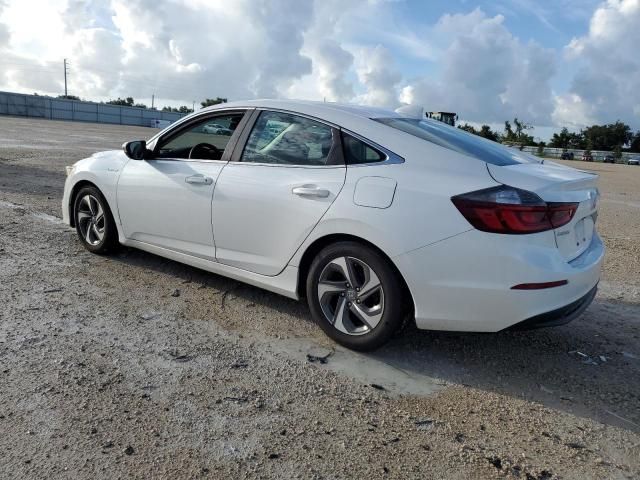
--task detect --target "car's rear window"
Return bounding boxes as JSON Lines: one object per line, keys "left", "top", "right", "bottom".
{"left": 375, "top": 117, "right": 540, "bottom": 166}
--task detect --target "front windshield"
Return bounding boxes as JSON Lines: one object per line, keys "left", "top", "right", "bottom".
{"left": 375, "top": 117, "right": 541, "bottom": 166}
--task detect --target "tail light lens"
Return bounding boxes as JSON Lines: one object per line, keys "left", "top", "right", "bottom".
{"left": 451, "top": 186, "right": 578, "bottom": 234}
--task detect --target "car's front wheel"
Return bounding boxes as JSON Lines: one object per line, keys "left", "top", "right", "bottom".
{"left": 306, "top": 241, "right": 407, "bottom": 351}
{"left": 73, "top": 185, "right": 118, "bottom": 254}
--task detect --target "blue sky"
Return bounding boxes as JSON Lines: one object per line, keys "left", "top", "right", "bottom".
{"left": 0, "top": 0, "right": 639, "bottom": 139}
{"left": 348, "top": 0, "right": 600, "bottom": 96}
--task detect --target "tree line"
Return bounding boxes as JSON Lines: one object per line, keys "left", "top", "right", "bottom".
{"left": 56, "top": 95, "right": 228, "bottom": 114}
{"left": 458, "top": 119, "right": 640, "bottom": 154}
{"left": 55, "top": 92, "right": 640, "bottom": 154}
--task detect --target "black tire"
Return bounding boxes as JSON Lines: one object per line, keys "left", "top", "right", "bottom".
{"left": 306, "top": 241, "right": 407, "bottom": 351}
{"left": 73, "top": 185, "right": 118, "bottom": 254}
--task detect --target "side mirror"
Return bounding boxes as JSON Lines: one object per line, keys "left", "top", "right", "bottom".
{"left": 123, "top": 140, "right": 147, "bottom": 160}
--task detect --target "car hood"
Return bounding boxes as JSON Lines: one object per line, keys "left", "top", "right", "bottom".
{"left": 73, "top": 149, "right": 129, "bottom": 171}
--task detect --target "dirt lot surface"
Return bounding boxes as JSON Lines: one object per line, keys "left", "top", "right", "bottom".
{"left": 1, "top": 116, "right": 639, "bottom": 479}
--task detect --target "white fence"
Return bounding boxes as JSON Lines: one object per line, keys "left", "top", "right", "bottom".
{"left": 0, "top": 91, "right": 185, "bottom": 127}
{"left": 520, "top": 145, "right": 636, "bottom": 162}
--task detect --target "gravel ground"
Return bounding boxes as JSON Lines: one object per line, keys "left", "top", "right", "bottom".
{"left": 1, "top": 116, "right": 639, "bottom": 479}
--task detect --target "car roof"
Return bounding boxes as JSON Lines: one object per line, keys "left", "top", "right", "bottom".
{"left": 201, "top": 99, "right": 402, "bottom": 128}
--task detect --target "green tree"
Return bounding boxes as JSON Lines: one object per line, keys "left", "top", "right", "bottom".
{"left": 162, "top": 105, "right": 193, "bottom": 113}
{"left": 549, "top": 127, "right": 585, "bottom": 149}
{"left": 582, "top": 121, "right": 632, "bottom": 151}
{"left": 457, "top": 123, "right": 499, "bottom": 142}
{"left": 458, "top": 123, "right": 478, "bottom": 135}
{"left": 630, "top": 131, "right": 640, "bottom": 153}
{"left": 478, "top": 125, "right": 499, "bottom": 142}
{"left": 200, "top": 97, "right": 227, "bottom": 108}
{"left": 107, "top": 96, "right": 135, "bottom": 106}
{"left": 58, "top": 94, "right": 81, "bottom": 100}
{"left": 502, "top": 118, "right": 534, "bottom": 146}
{"left": 613, "top": 144, "right": 622, "bottom": 160}
{"left": 584, "top": 138, "right": 593, "bottom": 157}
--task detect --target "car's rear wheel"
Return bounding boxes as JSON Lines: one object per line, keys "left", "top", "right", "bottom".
{"left": 306, "top": 241, "right": 407, "bottom": 351}
{"left": 73, "top": 185, "right": 118, "bottom": 254}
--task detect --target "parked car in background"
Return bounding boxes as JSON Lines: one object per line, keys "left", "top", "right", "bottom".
{"left": 628, "top": 156, "right": 640, "bottom": 166}
{"left": 560, "top": 151, "right": 574, "bottom": 160}
{"left": 582, "top": 153, "right": 594, "bottom": 162}
{"left": 202, "top": 123, "right": 233, "bottom": 135}
{"left": 603, "top": 155, "right": 616, "bottom": 164}
{"left": 62, "top": 99, "right": 604, "bottom": 351}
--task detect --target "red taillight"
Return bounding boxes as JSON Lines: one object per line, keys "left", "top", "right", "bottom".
{"left": 451, "top": 186, "right": 578, "bottom": 234}
{"left": 547, "top": 203, "right": 578, "bottom": 228}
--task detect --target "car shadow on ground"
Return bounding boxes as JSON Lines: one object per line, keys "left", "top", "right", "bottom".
{"left": 377, "top": 302, "right": 639, "bottom": 433}
{"left": 107, "top": 246, "right": 640, "bottom": 434}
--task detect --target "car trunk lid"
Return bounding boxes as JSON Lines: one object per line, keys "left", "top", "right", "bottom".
{"left": 487, "top": 162, "right": 599, "bottom": 261}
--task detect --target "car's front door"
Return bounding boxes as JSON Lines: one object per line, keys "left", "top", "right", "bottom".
{"left": 117, "top": 110, "right": 249, "bottom": 260}
{"left": 212, "top": 110, "right": 346, "bottom": 276}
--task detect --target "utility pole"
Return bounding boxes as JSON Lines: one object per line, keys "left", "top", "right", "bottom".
{"left": 63, "top": 59, "right": 69, "bottom": 97}
{"left": 151, "top": 94, "right": 155, "bottom": 109}
{"left": 192, "top": 100, "right": 195, "bottom": 112}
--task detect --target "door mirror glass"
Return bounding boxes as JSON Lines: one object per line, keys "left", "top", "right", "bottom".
{"left": 123, "top": 140, "right": 147, "bottom": 160}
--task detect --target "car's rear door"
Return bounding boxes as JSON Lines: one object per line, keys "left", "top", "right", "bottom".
{"left": 117, "top": 110, "right": 250, "bottom": 260}
{"left": 212, "top": 110, "right": 346, "bottom": 275}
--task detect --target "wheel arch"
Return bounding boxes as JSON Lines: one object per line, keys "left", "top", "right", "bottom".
{"left": 296, "top": 233, "right": 414, "bottom": 315}
{"left": 69, "top": 180, "right": 98, "bottom": 227}
{"left": 68, "top": 180, "right": 117, "bottom": 229}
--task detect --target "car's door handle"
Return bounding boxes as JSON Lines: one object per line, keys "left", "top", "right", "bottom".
{"left": 185, "top": 175, "right": 213, "bottom": 185}
{"left": 292, "top": 186, "right": 331, "bottom": 198}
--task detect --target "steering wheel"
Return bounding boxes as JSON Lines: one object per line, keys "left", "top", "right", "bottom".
{"left": 188, "top": 143, "right": 221, "bottom": 160}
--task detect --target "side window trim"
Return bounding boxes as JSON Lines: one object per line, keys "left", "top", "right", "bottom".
{"left": 231, "top": 109, "right": 345, "bottom": 167}
{"left": 230, "top": 109, "right": 261, "bottom": 163}
{"left": 148, "top": 109, "right": 252, "bottom": 162}
{"left": 340, "top": 129, "right": 405, "bottom": 166}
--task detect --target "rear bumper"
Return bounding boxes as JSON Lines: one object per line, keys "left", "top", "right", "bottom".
{"left": 393, "top": 229, "right": 604, "bottom": 332}
{"left": 505, "top": 284, "right": 597, "bottom": 330}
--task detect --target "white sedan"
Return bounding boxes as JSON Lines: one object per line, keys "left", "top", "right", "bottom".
{"left": 202, "top": 122, "right": 233, "bottom": 135}
{"left": 62, "top": 100, "right": 604, "bottom": 350}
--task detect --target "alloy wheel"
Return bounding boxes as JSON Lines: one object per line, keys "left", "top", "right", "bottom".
{"left": 317, "top": 256, "right": 385, "bottom": 335}
{"left": 77, "top": 194, "right": 105, "bottom": 246}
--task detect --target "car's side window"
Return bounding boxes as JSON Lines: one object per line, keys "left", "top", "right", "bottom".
{"left": 341, "top": 132, "right": 386, "bottom": 165}
{"left": 156, "top": 113, "right": 244, "bottom": 160}
{"left": 241, "top": 111, "right": 334, "bottom": 166}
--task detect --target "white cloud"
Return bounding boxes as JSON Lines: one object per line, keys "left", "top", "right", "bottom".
{"left": 554, "top": 0, "right": 640, "bottom": 128}
{"left": 0, "top": 0, "right": 636, "bottom": 133}
{"left": 400, "top": 8, "right": 556, "bottom": 125}
{"left": 0, "top": 0, "right": 318, "bottom": 103}
{"left": 355, "top": 45, "right": 402, "bottom": 108}
{"left": 551, "top": 93, "right": 597, "bottom": 128}
{"left": 313, "top": 40, "right": 355, "bottom": 102}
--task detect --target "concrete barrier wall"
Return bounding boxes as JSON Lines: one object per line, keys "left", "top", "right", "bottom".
{"left": 0, "top": 91, "right": 185, "bottom": 127}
